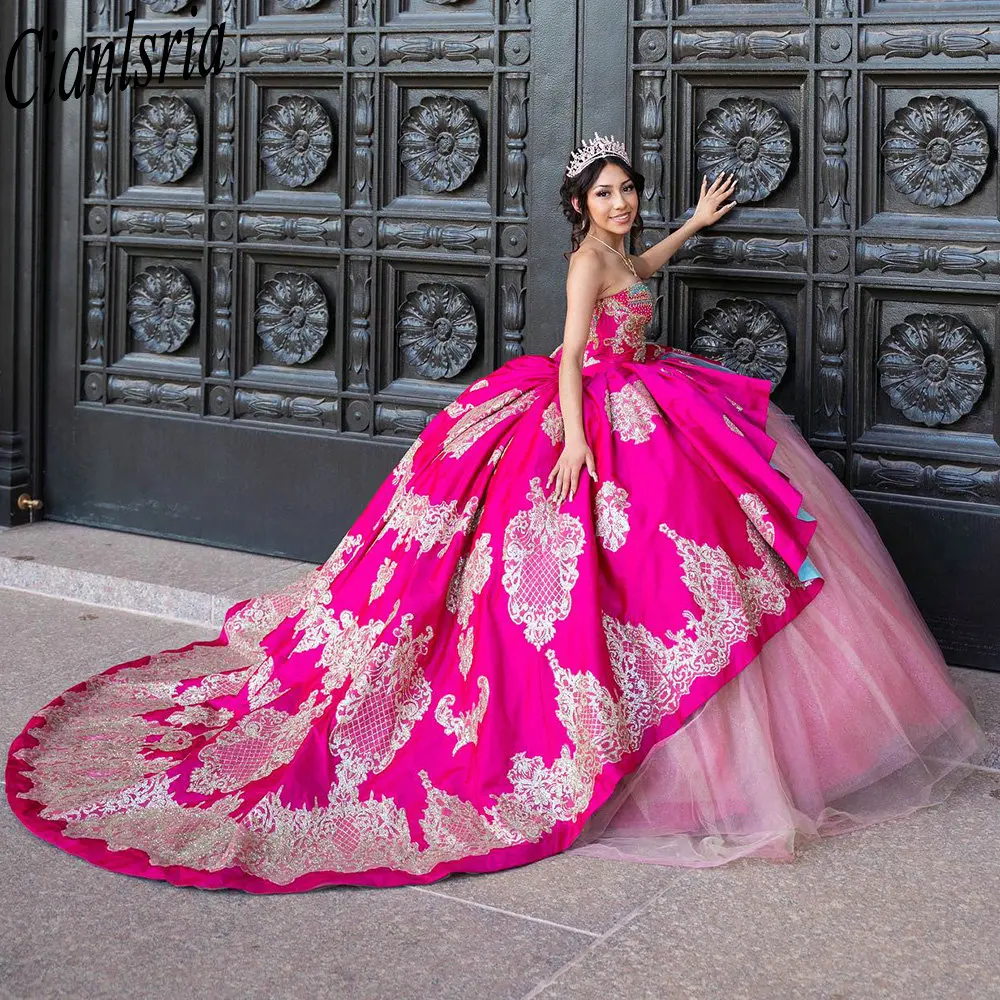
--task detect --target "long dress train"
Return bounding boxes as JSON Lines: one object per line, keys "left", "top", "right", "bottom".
{"left": 5, "top": 280, "right": 986, "bottom": 892}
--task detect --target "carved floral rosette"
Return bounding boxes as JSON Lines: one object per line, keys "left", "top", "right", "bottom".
{"left": 127, "top": 265, "right": 197, "bottom": 354}
{"left": 259, "top": 95, "right": 334, "bottom": 189}
{"left": 695, "top": 97, "right": 792, "bottom": 204}
{"left": 399, "top": 96, "right": 482, "bottom": 193}
{"left": 880, "top": 95, "right": 990, "bottom": 209}
{"left": 255, "top": 272, "right": 330, "bottom": 365}
{"left": 691, "top": 298, "right": 789, "bottom": 388}
{"left": 396, "top": 282, "right": 479, "bottom": 380}
{"left": 131, "top": 96, "right": 200, "bottom": 184}
{"left": 877, "top": 312, "right": 987, "bottom": 427}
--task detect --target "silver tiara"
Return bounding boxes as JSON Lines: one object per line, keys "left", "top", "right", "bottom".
{"left": 565, "top": 131, "right": 631, "bottom": 178}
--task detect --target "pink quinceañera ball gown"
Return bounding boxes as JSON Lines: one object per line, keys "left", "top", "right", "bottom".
{"left": 6, "top": 279, "right": 988, "bottom": 892}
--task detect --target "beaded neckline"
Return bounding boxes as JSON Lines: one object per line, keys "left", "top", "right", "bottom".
{"left": 597, "top": 279, "right": 647, "bottom": 301}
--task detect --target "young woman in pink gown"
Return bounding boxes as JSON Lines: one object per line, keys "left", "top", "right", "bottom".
{"left": 6, "top": 134, "right": 987, "bottom": 892}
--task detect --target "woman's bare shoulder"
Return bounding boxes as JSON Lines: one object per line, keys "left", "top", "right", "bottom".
{"left": 565, "top": 247, "right": 607, "bottom": 301}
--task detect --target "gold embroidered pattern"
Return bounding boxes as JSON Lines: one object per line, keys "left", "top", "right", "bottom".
{"left": 475, "top": 745, "right": 589, "bottom": 846}
{"left": 441, "top": 388, "right": 538, "bottom": 459}
{"left": 738, "top": 492, "right": 775, "bottom": 546}
{"left": 541, "top": 401, "right": 564, "bottom": 446}
{"left": 724, "top": 413, "right": 745, "bottom": 436}
{"left": 725, "top": 395, "right": 745, "bottom": 412}
{"left": 370, "top": 557, "right": 397, "bottom": 602}
{"left": 329, "top": 599, "right": 434, "bottom": 789}
{"left": 292, "top": 605, "right": 394, "bottom": 696}
{"left": 544, "top": 516, "right": 803, "bottom": 774}
{"left": 165, "top": 704, "right": 235, "bottom": 729}
{"left": 502, "top": 477, "right": 586, "bottom": 650}
{"left": 174, "top": 668, "right": 253, "bottom": 707}
{"left": 600, "top": 297, "right": 648, "bottom": 358}
{"left": 604, "top": 382, "right": 660, "bottom": 444}
{"left": 54, "top": 773, "right": 245, "bottom": 873}
{"left": 457, "top": 626, "right": 475, "bottom": 679}
{"left": 188, "top": 691, "right": 330, "bottom": 795}
{"left": 17, "top": 706, "right": 179, "bottom": 818}
{"left": 239, "top": 784, "right": 422, "bottom": 882}
{"left": 594, "top": 480, "right": 631, "bottom": 552}
{"left": 445, "top": 532, "right": 493, "bottom": 628}
{"left": 382, "top": 488, "right": 480, "bottom": 556}
{"left": 221, "top": 527, "right": 367, "bottom": 664}
{"left": 14, "top": 650, "right": 224, "bottom": 817}
{"left": 434, "top": 676, "right": 490, "bottom": 755}
{"left": 248, "top": 677, "right": 284, "bottom": 711}
{"left": 390, "top": 437, "right": 423, "bottom": 492}
{"left": 659, "top": 519, "right": 791, "bottom": 653}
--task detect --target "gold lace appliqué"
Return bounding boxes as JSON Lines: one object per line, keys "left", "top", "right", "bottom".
{"left": 501, "top": 477, "right": 586, "bottom": 650}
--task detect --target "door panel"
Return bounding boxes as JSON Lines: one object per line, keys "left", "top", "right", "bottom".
{"left": 46, "top": 0, "right": 578, "bottom": 560}
{"left": 618, "top": 0, "right": 1000, "bottom": 668}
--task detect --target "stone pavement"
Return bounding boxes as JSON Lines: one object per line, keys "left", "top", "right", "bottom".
{"left": 1, "top": 522, "right": 999, "bottom": 1000}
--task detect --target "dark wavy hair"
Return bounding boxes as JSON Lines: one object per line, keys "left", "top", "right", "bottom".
{"left": 559, "top": 155, "right": 646, "bottom": 261}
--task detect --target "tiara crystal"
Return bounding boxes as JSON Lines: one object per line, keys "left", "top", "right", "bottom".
{"left": 565, "top": 131, "right": 631, "bottom": 178}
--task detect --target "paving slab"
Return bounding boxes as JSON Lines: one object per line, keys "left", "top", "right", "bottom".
{"left": 0, "top": 521, "right": 315, "bottom": 626}
{"left": 0, "top": 805, "right": 591, "bottom": 1000}
{"left": 0, "top": 589, "right": 216, "bottom": 749}
{"left": 529, "top": 768, "right": 1000, "bottom": 1000}
{"left": 424, "top": 850, "right": 683, "bottom": 936}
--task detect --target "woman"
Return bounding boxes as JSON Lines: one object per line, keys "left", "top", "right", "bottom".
{"left": 6, "top": 134, "right": 986, "bottom": 892}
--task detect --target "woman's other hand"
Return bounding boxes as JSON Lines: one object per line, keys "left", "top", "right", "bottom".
{"left": 691, "top": 171, "right": 738, "bottom": 230}
{"left": 547, "top": 437, "right": 597, "bottom": 504}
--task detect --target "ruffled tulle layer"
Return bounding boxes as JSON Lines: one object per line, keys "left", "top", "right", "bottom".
{"left": 567, "top": 403, "right": 989, "bottom": 867}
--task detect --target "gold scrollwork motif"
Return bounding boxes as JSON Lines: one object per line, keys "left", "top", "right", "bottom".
{"left": 370, "top": 557, "right": 398, "bottom": 602}
{"left": 441, "top": 387, "right": 539, "bottom": 459}
{"left": 445, "top": 532, "right": 494, "bottom": 628}
{"left": 328, "top": 600, "right": 434, "bottom": 791}
{"left": 540, "top": 401, "right": 565, "bottom": 446}
{"left": 598, "top": 296, "right": 651, "bottom": 359}
{"left": 188, "top": 692, "right": 330, "bottom": 796}
{"left": 604, "top": 382, "right": 661, "bottom": 444}
{"left": 435, "top": 676, "right": 490, "bottom": 756}
{"left": 502, "top": 477, "right": 586, "bottom": 650}
{"left": 594, "top": 480, "right": 632, "bottom": 553}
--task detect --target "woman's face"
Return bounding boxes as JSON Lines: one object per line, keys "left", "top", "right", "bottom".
{"left": 573, "top": 162, "right": 638, "bottom": 237}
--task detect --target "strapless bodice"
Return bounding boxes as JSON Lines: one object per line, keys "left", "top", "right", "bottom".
{"left": 548, "top": 280, "right": 654, "bottom": 366}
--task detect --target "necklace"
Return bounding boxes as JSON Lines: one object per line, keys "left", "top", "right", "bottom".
{"left": 585, "top": 231, "right": 637, "bottom": 278}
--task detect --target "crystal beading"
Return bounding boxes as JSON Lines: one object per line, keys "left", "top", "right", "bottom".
{"left": 565, "top": 132, "right": 631, "bottom": 178}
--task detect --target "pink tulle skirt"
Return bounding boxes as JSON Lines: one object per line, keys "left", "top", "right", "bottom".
{"left": 568, "top": 402, "right": 989, "bottom": 867}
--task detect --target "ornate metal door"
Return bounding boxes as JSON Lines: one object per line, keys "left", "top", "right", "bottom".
{"left": 613, "top": 0, "right": 1000, "bottom": 669}
{"left": 45, "top": 0, "right": 576, "bottom": 560}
